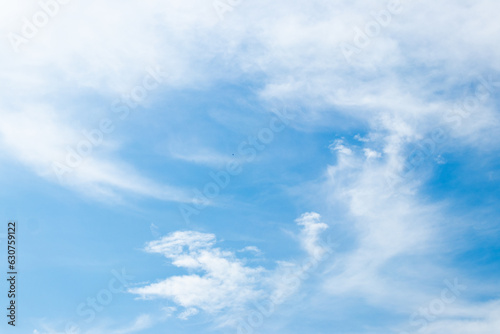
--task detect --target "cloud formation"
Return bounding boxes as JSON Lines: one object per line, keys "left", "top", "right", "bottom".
{"left": 130, "top": 212, "right": 330, "bottom": 327}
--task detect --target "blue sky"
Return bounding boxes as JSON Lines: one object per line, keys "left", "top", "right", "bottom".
{"left": 0, "top": 0, "right": 500, "bottom": 333}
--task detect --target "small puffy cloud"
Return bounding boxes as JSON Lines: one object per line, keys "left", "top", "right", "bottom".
{"left": 329, "top": 139, "right": 353, "bottom": 155}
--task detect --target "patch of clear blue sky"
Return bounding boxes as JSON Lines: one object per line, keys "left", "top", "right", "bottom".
{"left": 420, "top": 146, "right": 500, "bottom": 285}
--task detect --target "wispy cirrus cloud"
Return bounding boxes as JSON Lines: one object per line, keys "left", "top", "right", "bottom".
{"left": 0, "top": 107, "right": 192, "bottom": 203}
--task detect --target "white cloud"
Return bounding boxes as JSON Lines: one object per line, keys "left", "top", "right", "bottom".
{"left": 177, "top": 308, "right": 199, "bottom": 320}
{"left": 131, "top": 231, "right": 267, "bottom": 314}
{"left": 296, "top": 212, "right": 329, "bottom": 258}
{"left": 0, "top": 107, "right": 192, "bottom": 203}
{"left": 322, "top": 136, "right": 439, "bottom": 303}
{"left": 363, "top": 148, "right": 382, "bottom": 159}
{"left": 130, "top": 212, "right": 330, "bottom": 328}
{"left": 399, "top": 300, "right": 500, "bottom": 334}
{"left": 238, "top": 246, "right": 262, "bottom": 255}
{"left": 329, "top": 139, "right": 353, "bottom": 155}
